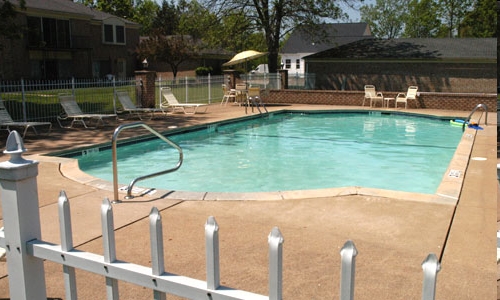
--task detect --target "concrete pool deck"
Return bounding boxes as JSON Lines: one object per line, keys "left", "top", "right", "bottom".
{"left": 0, "top": 104, "right": 496, "bottom": 299}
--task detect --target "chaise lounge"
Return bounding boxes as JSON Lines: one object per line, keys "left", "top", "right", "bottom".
{"left": 160, "top": 87, "right": 208, "bottom": 114}
{"left": 57, "top": 94, "right": 117, "bottom": 128}
{"left": 115, "top": 90, "right": 163, "bottom": 120}
{"left": 0, "top": 100, "right": 52, "bottom": 138}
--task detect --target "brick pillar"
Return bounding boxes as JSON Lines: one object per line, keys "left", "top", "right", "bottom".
{"left": 134, "top": 70, "right": 157, "bottom": 108}
{"left": 223, "top": 70, "right": 239, "bottom": 89}
{"left": 279, "top": 69, "right": 288, "bottom": 89}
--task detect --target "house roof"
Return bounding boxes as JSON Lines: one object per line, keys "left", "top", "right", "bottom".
{"left": 280, "top": 23, "right": 372, "bottom": 54}
{"left": 11, "top": 0, "right": 138, "bottom": 25}
{"left": 304, "top": 38, "right": 497, "bottom": 60}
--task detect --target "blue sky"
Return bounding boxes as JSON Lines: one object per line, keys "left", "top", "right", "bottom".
{"left": 340, "top": 0, "right": 375, "bottom": 22}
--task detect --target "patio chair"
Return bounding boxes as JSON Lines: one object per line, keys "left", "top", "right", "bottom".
{"left": 363, "top": 85, "right": 384, "bottom": 107}
{"left": 235, "top": 83, "right": 248, "bottom": 105}
{"left": 221, "top": 84, "right": 237, "bottom": 106}
{"left": 115, "top": 90, "right": 162, "bottom": 120}
{"left": 395, "top": 86, "right": 418, "bottom": 109}
{"left": 57, "top": 94, "right": 117, "bottom": 128}
{"left": 0, "top": 100, "right": 52, "bottom": 138}
{"left": 160, "top": 87, "right": 208, "bottom": 114}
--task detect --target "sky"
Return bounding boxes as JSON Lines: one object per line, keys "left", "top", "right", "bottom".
{"left": 340, "top": 0, "right": 376, "bottom": 22}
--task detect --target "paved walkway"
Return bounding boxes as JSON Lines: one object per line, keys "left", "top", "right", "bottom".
{"left": 0, "top": 104, "right": 496, "bottom": 299}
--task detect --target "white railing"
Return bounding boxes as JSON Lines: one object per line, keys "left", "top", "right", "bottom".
{"left": 0, "top": 131, "right": 441, "bottom": 299}
{"left": 0, "top": 77, "right": 136, "bottom": 122}
{"left": 0, "top": 73, "right": 311, "bottom": 124}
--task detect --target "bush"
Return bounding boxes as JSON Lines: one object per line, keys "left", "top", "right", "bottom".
{"left": 195, "top": 66, "right": 213, "bottom": 76}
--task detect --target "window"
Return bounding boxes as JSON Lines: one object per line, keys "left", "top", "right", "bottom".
{"left": 285, "top": 59, "right": 291, "bottom": 69}
{"left": 102, "top": 18, "right": 126, "bottom": 45}
{"left": 27, "top": 16, "right": 70, "bottom": 48}
{"left": 295, "top": 59, "right": 300, "bottom": 70}
{"left": 116, "top": 26, "right": 125, "bottom": 43}
{"left": 104, "top": 24, "right": 114, "bottom": 43}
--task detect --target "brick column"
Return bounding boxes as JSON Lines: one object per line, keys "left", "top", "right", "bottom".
{"left": 223, "top": 70, "right": 239, "bottom": 89}
{"left": 279, "top": 69, "right": 288, "bottom": 89}
{"left": 134, "top": 70, "right": 157, "bottom": 108}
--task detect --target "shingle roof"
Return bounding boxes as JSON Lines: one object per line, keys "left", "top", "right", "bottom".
{"left": 11, "top": 0, "right": 137, "bottom": 24}
{"left": 304, "top": 38, "right": 497, "bottom": 60}
{"left": 281, "top": 23, "right": 372, "bottom": 54}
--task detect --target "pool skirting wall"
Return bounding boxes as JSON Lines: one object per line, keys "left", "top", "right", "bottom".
{"left": 265, "top": 90, "right": 497, "bottom": 111}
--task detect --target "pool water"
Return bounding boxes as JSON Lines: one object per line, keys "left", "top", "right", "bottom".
{"left": 76, "top": 112, "right": 463, "bottom": 194}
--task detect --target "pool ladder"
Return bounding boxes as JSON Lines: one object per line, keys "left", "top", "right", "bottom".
{"left": 112, "top": 122, "right": 183, "bottom": 202}
{"left": 246, "top": 96, "right": 268, "bottom": 114}
{"left": 462, "top": 103, "right": 488, "bottom": 131}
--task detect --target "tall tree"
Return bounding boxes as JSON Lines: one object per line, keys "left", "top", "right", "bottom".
{"left": 0, "top": 0, "right": 25, "bottom": 44}
{"left": 459, "top": 0, "right": 497, "bottom": 37}
{"left": 202, "top": 0, "right": 354, "bottom": 72}
{"left": 79, "top": 0, "right": 135, "bottom": 19}
{"left": 152, "top": 0, "right": 180, "bottom": 35}
{"left": 403, "top": 0, "right": 441, "bottom": 37}
{"left": 437, "top": 0, "right": 473, "bottom": 37}
{"left": 132, "top": 0, "right": 160, "bottom": 35}
{"left": 177, "top": 0, "right": 217, "bottom": 41}
{"left": 360, "top": 0, "right": 410, "bottom": 38}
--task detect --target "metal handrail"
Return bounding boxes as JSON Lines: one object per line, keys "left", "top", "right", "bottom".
{"left": 462, "top": 103, "right": 488, "bottom": 131}
{"left": 112, "top": 122, "right": 183, "bottom": 201}
{"left": 246, "top": 96, "right": 268, "bottom": 114}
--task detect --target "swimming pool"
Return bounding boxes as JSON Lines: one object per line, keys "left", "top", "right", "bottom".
{"left": 72, "top": 111, "right": 463, "bottom": 194}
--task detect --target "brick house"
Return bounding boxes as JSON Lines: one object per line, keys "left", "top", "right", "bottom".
{"left": 0, "top": 0, "right": 141, "bottom": 80}
{"left": 303, "top": 38, "right": 497, "bottom": 93}
{"left": 279, "top": 23, "right": 372, "bottom": 74}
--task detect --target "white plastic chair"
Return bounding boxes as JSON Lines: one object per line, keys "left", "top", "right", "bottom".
{"left": 363, "top": 85, "right": 383, "bottom": 107}
{"left": 395, "top": 86, "right": 418, "bottom": 109}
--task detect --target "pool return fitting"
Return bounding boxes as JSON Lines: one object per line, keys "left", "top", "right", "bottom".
{"left": 112, "top": 122, "right": 183, "bottom": 202}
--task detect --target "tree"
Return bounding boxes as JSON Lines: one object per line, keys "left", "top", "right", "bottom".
{"left": 132, "top": 0, "right": 160, "bottom": 35}
{"left": 152, "top": 0, "right": 180, "bottom": 36}
{"left": 0, "top": 0, "right": 25, "bottom": 44}
{"left": 360, "top": 0, "right": 410, "bottom": 38}
{"left": 78, "top": 0, "right": 134, "bottom": 19}
{"left": 177, "top": 0, "right": 218, "bottom": 41}
{"left": 460, "top": 0, "right": 497, "bottom": 37}
{"left": 137, "top": 33, "right": 200, "bottom": 79}
{"left": 201, "top": 0, "right": 354, "bottom": 72}
{"left": 403, "top": 0, "right": 441, "bottom": 37}
{"left": 437, "top": 0, "right": 473, "bottom": 37}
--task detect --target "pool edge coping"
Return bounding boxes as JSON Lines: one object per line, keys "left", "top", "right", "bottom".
{"left": 31, "top": 110, "right": 475, "bottom": 205}
{"left": 27, "top": 153, "right": 459, "bottom": 206}
{"left": 35, "top": 108, "right": 471, "bottom": 206}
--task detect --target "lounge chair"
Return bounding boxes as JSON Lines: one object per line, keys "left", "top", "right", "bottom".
{"left": 115, "top": 90, "right": 162, "bottom": 120}
{"left": 0, "top": 101, "right": 52, "bottom": 138}
{"left": 363, "top": 85, "right": 384, "bottom": 107}
{"left": 57, "top": 94, "right": 117, "bottom": 128}
{"left": 160, "top": 87, "right": 208, "bottom": 114}
{"left": 395, "top": 86, "right": 418, "bottom": 109}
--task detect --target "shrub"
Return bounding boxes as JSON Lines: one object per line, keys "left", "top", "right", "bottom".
{"left": 195, "top": 66, "right": 213, "bottom": 76}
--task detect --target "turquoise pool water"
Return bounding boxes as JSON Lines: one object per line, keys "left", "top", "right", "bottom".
{"left": 75, "top": 112, "right": 463, "bottom": 194}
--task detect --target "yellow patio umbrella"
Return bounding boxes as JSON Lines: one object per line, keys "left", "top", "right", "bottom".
{"left": 222, "top": 50, "right": 267, "bottom": 67}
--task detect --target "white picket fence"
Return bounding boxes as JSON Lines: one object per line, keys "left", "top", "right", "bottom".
{"left": 0, "top": 131, "right": 441, "bottom": 299}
